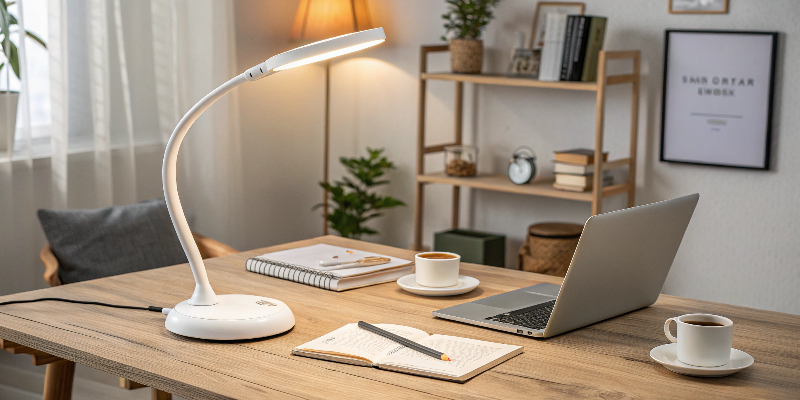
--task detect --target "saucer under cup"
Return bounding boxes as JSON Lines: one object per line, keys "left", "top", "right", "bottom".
{"left": 650, "top": 343, "right": 753, "bottom": 377}
{"left": 397, "top": 274, "right": 479, "bottom": 296}
{"left": 414, "top": 252, "right": 460, "bottom": 287}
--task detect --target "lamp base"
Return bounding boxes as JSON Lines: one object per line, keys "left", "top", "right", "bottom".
{"left": 165, "top": 294, "right": 295, "bottom": 340}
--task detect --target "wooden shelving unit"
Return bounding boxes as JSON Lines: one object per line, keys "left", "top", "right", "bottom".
{"left": 413, "top": 45, "right": 640, "bottom": 251}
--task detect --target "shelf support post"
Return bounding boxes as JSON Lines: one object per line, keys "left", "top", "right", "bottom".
{"left": 452, "top": 81, "right": 464, "bottom": 229}
{"left": 414, "top": 47, "right": 431, "bottom": 250}
{"left": 627, "top": 52, "right": 640, "bottom": 208}
{"left": 592, "top": 51, "right": 608, "bottom": 215}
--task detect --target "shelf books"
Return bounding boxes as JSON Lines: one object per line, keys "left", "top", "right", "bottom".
{"left": 539, "top": 13, "right": 568, "bottom": 81}
{"left": 553, "top": 162, "right": 594, "bottom": 175}
{"left": 554, "top": 148, "right": 608, "bottom": 165}
{"left": 553, "top": 148, "right": 612, "bottom": 192}
{"left": 554, "top": 174, "right": 613, "bottom": 192}
{"left": 540, "top": 14, "right": 607, "bottom": 82}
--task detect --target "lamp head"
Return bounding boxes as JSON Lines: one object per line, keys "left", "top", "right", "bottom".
{"left": 245, "top": 28, "right": 385, "bottom": 81}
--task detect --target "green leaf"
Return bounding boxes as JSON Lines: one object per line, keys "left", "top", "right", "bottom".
{"left": 1, "top": 39, "right": 19, "bottom": 79}
{"left": 25, "top": 30, "right": 45, "bottom": 48}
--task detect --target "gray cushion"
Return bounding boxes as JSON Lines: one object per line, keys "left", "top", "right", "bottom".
{"left": 37, "top": 198, "right": 188, "bottom": 284}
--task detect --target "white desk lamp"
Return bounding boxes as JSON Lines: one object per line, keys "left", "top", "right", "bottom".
{"left": 162, "top": 28, "right": 386, "bottom": 340}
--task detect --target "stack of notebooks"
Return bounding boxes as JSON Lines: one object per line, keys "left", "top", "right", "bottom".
{"left": 246, "top": 244, "right": 413, "bottom": 291}
{"left": 539, "top": 14, "right": 607, "bottom": 82}
{"left": 553, "top": 148, "right": 612, "bottom": 192}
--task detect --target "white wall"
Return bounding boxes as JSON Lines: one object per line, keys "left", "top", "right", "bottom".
{"left": 233, "top": 0, "right": 800, "bottom": 315}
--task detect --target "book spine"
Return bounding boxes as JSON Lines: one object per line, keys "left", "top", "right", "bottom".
{"left": 555, "top": 154, "right": 591, "bottom": 165}
{"left": 540, "top": 13, "right": 566, "bottom": 81}
{"left": 570, "top": 17, "right": 590, "bottom": 81}
{"left": 581, "top": 17, "right": 607, "bottom": 82}
{"left": 246, "top": 257, "right": 340, "bottom": 291}
{"left": 560, "top": 15, "right": 576, "bottom": 81}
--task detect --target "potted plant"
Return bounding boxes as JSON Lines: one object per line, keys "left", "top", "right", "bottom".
{"left": 0, "top": 0, "right": 46, "bottom": 153}
{"left": 441, "top": 0, "right": 501, "bottom": 74}
{"left": 315, "top": 148, "right": 405, "bottom": 239}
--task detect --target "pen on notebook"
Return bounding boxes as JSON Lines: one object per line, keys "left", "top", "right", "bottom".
{"left": 319, "top": 256, "right": 385, "bottom": 267}
{"left": 357, "top": 321, "right": 451, "bottom": 361}
{"left": 319, "top": 257, "right": 391, "bottom": 271}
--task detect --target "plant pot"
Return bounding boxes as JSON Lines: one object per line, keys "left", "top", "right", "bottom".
{"left": 450, "top": 39, "right": 483, "bottom": 74}
{"left": 0, "top": 91, "right": 19, "bottom": 154}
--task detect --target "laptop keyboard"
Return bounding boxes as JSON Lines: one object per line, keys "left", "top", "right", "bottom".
{"left": 485, "top": 300, "right": 556, "bottom": 330}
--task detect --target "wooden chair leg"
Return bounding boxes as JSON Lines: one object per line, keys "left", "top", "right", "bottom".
{"left": 43, "top": 359, "right": 75, "bottom": 400}
{"left": 151, "top": 388, "right": 172, "bottom": 400}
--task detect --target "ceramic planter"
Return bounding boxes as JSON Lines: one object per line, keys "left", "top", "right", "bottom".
{"left": 449, "top": 38, "right": 483, "bottom": 74}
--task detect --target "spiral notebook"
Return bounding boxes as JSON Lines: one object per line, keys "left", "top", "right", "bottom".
{"left": 245, "top": 244, "right": 413, "bottom": 291}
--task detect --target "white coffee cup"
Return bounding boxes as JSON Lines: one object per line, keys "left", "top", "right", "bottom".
{"left": 414, "top": 252, "right": 460, "bottom": 287}
{"left": 664, "top": 313, "right": 733, "bottom": 367}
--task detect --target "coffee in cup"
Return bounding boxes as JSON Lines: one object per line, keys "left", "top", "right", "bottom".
{"left": 414, "top": 252, "right": 460, "bottom": 287}
{"left": 417, "top": 253, "right": 458, "bottom": 260}
{"left": 664, "top": 313, "right": 733, "bottom": 367}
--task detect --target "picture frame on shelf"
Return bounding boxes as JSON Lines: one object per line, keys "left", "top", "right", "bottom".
{"left": 669, "top": 0, "right": 728, "bottom": 14}
{"left": 660, "top": 30, "right": 777, "bottom": 170}
{"left": 529, "top": 2, "right": 585, "bottom": 50}
{"left": 507, "top": 48, "right": 540, "bottom": 77}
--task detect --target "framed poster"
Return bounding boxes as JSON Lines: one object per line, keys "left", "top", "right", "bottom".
{"left": 669, "top": 0, "right": 728, "bottom": 14}
{"left": 660, "top": 30, "right": 777, "bottom": 169}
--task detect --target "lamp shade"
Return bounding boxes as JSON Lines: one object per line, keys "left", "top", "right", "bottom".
{"left": 245, "top": 28, "right": 385, "bottom": 80}
{"left": 268, "top": 28, "right": 384, "bottom": 72}
{"left": 290, "top": 0, "right": 373, "bottom": 40}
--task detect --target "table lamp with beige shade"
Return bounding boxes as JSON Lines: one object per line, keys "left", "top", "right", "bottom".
{"left": 290, "top": 0, "right": 374, "bottom": 234}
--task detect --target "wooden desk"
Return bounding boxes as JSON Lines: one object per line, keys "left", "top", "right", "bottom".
{"left": 0, "top": 236, "right": 798, "bottom": 399}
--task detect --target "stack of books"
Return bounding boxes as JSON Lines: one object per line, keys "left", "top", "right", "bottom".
{"left": 552, "top": 148, "right": 612, "bottom": 192}
{"left": 539, "top": 15, "right": 607, "bottom": 82}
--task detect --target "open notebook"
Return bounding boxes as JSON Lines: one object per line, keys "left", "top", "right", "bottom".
{"left": 292, "top": 323, "right": 523, "bottom": 382}
{"left": 246, "top": 244, "right": 413, "bottom": 291}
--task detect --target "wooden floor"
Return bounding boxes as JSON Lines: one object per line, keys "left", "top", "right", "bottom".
{"left": 0, "top": 236, "right": 798, "bottom": 399}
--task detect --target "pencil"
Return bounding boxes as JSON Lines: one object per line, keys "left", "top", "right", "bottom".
{"left": 357, "top": 321, "right": 451, "bottom": 361}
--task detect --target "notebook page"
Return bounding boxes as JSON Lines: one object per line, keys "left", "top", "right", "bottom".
{"left": 377, "top": 335, "right": 522, "bottom": 377}
{"left": 255, "top": 244, "right": 412, "bottom": 278}
{"left": 294, "top": 323, "right": 429, "bottom": 364}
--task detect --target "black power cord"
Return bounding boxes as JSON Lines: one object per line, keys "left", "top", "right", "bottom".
{"left": 0, "top": 298, "right": 165, "bottom": 313}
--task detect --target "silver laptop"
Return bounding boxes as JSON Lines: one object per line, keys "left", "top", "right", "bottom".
{"left": 433, "top": 194, "right": 699, "bottom": 338}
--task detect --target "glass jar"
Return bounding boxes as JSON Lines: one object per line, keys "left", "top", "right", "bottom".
{"left": 444, "top": 145, "right": 478, "bottom": 177}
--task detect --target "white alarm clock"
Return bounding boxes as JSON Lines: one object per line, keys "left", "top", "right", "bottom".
{"left": 508, "top": 146, "right": 537, "bottom": 185}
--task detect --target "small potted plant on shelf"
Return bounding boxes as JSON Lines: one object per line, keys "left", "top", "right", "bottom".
{"left": 315, "top": 147, "right": 406, "bottom": 240}
{"left": 441, "top": 0, "right": 501, "bottom": 74}
{"left": 0, "top": 0, "right": 46, "bottom": 153}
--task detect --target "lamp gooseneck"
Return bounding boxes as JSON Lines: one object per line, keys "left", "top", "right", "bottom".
{"left": 159, "top": 27, "right": 384, "bottom": 340}
{"left": 162, "top": 73, "right": 250, "bottom": 306}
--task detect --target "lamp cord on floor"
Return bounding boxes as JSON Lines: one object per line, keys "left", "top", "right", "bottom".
{"left": 0, "top": 298, "right": 165, "bottom": 313}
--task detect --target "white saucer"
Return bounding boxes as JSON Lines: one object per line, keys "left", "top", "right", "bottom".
{"left": 650, "top": 343, "right": 754, "bottom": 377}
{"left": 396, "top": 274, "right": 479, "bottom": 296}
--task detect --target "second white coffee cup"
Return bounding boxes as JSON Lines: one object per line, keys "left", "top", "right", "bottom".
{"left": 415, "top": 252, "right": 460, "bottom": 287}
{"left": 664, "top": 313, "right": 733, "bottom": 367}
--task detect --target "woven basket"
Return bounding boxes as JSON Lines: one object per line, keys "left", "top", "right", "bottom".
{"left": 518, "top": 223, "right": 582, "bottom": 277}
{"left": 450, "top": 39, "right": 483, "bottom": 74}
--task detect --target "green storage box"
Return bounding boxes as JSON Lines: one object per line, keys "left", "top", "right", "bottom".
{"left": 433, "top": 229, "right": 505, "bottom": 268}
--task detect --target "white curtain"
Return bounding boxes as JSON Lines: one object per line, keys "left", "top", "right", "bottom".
{"left": 0, "top": 0, "right": 243, "bottom": 296}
